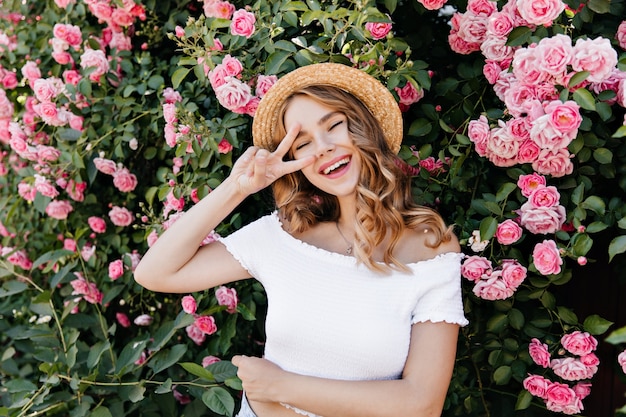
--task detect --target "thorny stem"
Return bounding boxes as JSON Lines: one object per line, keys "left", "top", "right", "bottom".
{"left": 55, "top": 374, "right": 220, "bottom": 389}
{"left": 462, "top": 327, "right": 491, "bottom": 417}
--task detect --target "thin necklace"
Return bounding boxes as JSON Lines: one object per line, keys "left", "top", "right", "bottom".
{"left": 335, "top": 222, "right": 353, "bottom": 255}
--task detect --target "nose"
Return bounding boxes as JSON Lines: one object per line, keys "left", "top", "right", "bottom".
{"left": 313, "top": 133, "right": 335, "bottom": 157}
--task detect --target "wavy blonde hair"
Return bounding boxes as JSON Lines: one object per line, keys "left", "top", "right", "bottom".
{"left": 269, "top": 85, "right": 453, "bottom": 272}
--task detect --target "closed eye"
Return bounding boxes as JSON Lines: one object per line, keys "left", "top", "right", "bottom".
{"left": 329, "top": 120, "right": 344, "bottom": 131}
{"left": 294, "top": 141, "right": 310, "bottom": 150}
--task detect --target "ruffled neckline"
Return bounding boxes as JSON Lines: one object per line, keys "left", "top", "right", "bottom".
{"left": 268, "top": 211, "right": 464, "bottom": 269}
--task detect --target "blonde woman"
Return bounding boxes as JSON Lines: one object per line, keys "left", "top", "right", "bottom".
{"left": 135, "top": 63, "right": 468, "bottom": 417}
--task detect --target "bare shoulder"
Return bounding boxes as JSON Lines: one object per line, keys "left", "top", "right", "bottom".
{"left": 399, "top": 224, "right": 460, "bottom": 263}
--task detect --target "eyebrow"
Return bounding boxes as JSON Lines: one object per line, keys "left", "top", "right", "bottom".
{"left": 295, "top": 111, "right": 343, "bottom": 140}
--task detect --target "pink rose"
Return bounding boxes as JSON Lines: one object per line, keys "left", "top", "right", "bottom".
{"left": 108, "top": 206, "right": 134, "bottom": 227}
{"left": 528, "top": 185, "right": 560, "bottom": 208}
{"left": 163, "top": 87, "right": 182, "bottom": 104}
{"left": 162, "top": 102, "right": 177, "bottom": 124}
{"left": 216, "top": 286, "right": 238, "bottom": 313}
{"left": 495, "top": 219, "right": 523, "bottom": 245}
{"left": 561, "top": 331, "right": 598, "bottom": 356}
{"left": 63, "top": 69, "right": 82, "bottom": 86}
{"left": 45, "top": 200, "right": 73, "bottom": 220}
{"left": 194, "top": 315, "right": 218, "bottom": 335}
{"left": 88, "top": 216, "right": 107, "bottom": 233}
{"left": 215, "top": 77, "right": 253, "bottom": 111}
{"left": 480, "top": 36, "right": 514, "bottom": 62}
{"left": 202, "top": 355, "right": 221, "bottom": 367}
{"left": 35, "top": 175, "right": 59, "bottom": 198}
{"left": 485, "top": 124, "right": 519, "bottom": 167}
{"left": 546, "top": 395, "right": 583, "bottom": 414}
{"left": 113, "top": 167, "right": 138, "bottom": 192}
{"left": 532, "top": 148, "right": 574, "bottom": 177}
{"left": 545, "top": 381, "right": 576, "bottom": 406}
{"left": 175, "top": 25, "right": 185, "bottom": 38}
{"left": 108, "top": 259, "right": 125, "bottom": 280}
{"left": 516, "top": 139, "right": 540, "bottom": 163}
{"left": 573, "top": 382, "right": 592, "bottom": 400}
{"left": 520, "top": 203, "right": 566, "bottom": 234}
{"left": 365, "top": 21, "right": 393, "bottom": 40}
{"left": 94, "top": 157, "right": 117, "bottom": 175}
{"left": 54, "top": 0, "right": 76, "bottom": 8}
{"left": 70, "top": 275, "right": 103, "bottom": 304}
{"left": 81, "top": 244, "right": 96, "bottom": 262}
{"left": 571, "top": 37, "right": 618, "bottom": 83}
{"left": 111, "top": 8, "right": 134, "bottom": 27}
{"left": 501, "top": 259, "right": 527, "bottom": 289}
{"left": 523, "top": 374, "right": 550, "bottom": 399}
{"left": 551, "top": 357, "right": 591, "bottom": 381}
{"left": 395, "top": 81, "right": 423, "bottom": 105}
{"left": 461, "top": 255, "right": 492, "bottom": 281}
{"left": 185, "top": 323, "right": 206, "bottom": 345}
{"left": 472, "top": 272, "right": 515, "bottom": 300}
{"left": 532, "top": 239, "right": 562, "bottom": 275}
{"left": 517, "top": 173, "right": 546, "bottom": 197}
{"left": 217, "top": 138, "right": 233, "bottom": 154}
{"left": 64, "top": 238, "right": 77, "bottom": 252}
{"left": 417, "top": 0, "right": 448, "bottom": 10}
{"left": 545, "top": 100, "right": 582, "bottom": 136}
{"left": 529, "top": 338, "right": 551, "bottom": 368}
{"left": 204, "top": 0, "right": 235, "bottom": 19}
{"left": 181, "top": 295, "right": 197, "bottom": 315}
{"left": 617, "top": 21, "right": 626, "bottom": 50}
{"left": 116, "top": 312, "right": 131, "bottom": 328}
{"left": 79, "top": 49, "right": 110, "bottom": 82}
{"left": 255, "top": 74, "right": 277, "bottom": 97}
{"left": 486, "top": 12, "right": 514, "bottom": 37}
{"left": 516, "top": 0, "right": 565, "bottom": 26}
{"left": 230, "top": 9, "right": 256, "bottom": 38}
{"left": 21, "top": 61, "right": 41, "bottom": 83}
{"left": 448, "top": 30, "right": 481, "bottom": 55}
{"left": 535, "top": 34, "right": 572, "bottom": 78}
{"left": 468, "top": 0, "right": 497, "bottom": 16}
{"left": 134, "top": 314, "right": 153, "bottom": 326}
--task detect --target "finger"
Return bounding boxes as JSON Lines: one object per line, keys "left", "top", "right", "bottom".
{"left": 231, "top": 355, "right": 244, "bottom": 367}
{"left": 273, "top": 123, "right": 301, "bottom": 158}
{"left": 282, "top": 155, "right": 315, "bottom": 175}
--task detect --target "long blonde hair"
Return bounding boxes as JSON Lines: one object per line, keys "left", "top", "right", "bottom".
{"left": 270, "top": 85, "right": 453, "bottom": 272}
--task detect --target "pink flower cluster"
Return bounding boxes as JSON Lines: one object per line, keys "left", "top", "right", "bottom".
{"left": 208, "top": 55, "right": 277, "bottom": 116}
{"left": 365, "top": 20, "right": 393, "bottom": 40}
{"left": 461, "top": 256, "right": 527, "bottom": 300}
{"left": 524, "top": 331, "right": 599, "bottom": 414}
{"left": 1, "top": 247, "right": 33, "bottom": 270}
{"left": 93, "top": 155, "right": 138, "bottom": 193}
{"left": 70, "top": 273, "right": 104, "bottom": 305}
{"left": 180, "top": 295, "right": 218, "bottom": 345}
{"left": 416, "top": 0, "right": 448, "bottom": 11}
{"left": 394, "top": 81, "right": 424, "bottom": 112}
{"left": 517, "top": 173, "right": 566, "bottom": 235}
{"left": 202, "top": 0, "right": 256, "bottom": 38}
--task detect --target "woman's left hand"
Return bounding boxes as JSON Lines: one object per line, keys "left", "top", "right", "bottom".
{"left": 231, "top": 355, "right": 287, "bottom": 403}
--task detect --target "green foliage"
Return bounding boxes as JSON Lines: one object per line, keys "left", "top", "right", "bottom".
{"left": 1, "top": 0, "right": 625, "bottom": 416}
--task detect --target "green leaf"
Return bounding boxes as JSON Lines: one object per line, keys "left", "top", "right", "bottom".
{"left": 587, "top": 0, "right": 610, "bottom": 13}
{"left": 149, "top": 344, "right": 187, "bottom": 375}
{"left": 87, "top": 340, "right": 111, "bottom": 370}
{"left": 557, "top": 306, "right": 578, "bottom": 325}
{"left": 508, "top": 308, "right": 525, "bottom": 330}
{"left": 408, "top": 118, "right": 432, "bottom": 137}
{"left": 593, "top": 148, "right": 613, "bottom": 164}
{"left": 0, "top": 280, "right": 28, "bottom": 298}
{"left": 515, "top": 390, "right": 533, "bottom": 410}
{"left": 147, "top": 75, "right": 165, "bottom": 90}
{"left": 202, "top": 387, "right": 235, "bottom": 417}
{"left": 583, "top": 314, "right": 613, "bottom": 335}
{"left": 115, "top": 340, "right": 148, "bottom": 375}
{"left": 179, "top": 362, "right": 216, "bottom": 381}
{"left": 606, "top": 326, "right": 626, "bottom": 345}
{"left": 568, "top": 71, "right": 589, "bottom": 88}
{"left": 572, "top": 88, "right": 596, "bottom": 111}
{"left": 265, "top": 50, "right": 291, "bottom": 75}
{"left": 570, "top": 183, "right": 585, "bottom": 205}
{"left": 479, "top": 217, "right": 498, "bottom": 242}
{"left": 572, "top": 233, "right": 593, "bottom": 256}
{"left": 91, "top": 406, "right": 113, "bottom": 417}
{"left": 495, "top": 182, "right": 516, "bottom": 202}
{"left": 506, "top": 26, "right": 532, "bottom": 46}
{"left": 32, "top": 249, "right": 74, "bottom": 270}
{"left": 613, "top": 125, "right": 626, "bottom": 138}
{"left": 580, "top": 196, "right": 605, "bottom": 215}
{"left": 493, "top": 365, "right": 512, "bottom": 385}
{"left": 486, "top": 313, "right": 509, "bottom": 333}
{"left": 171, "top": 67, "right": 191, "bottom": 89}
{"left": 608, "top": 235, "right": 626, "bottom": 261}
{"left": 57, "top": 128, "right": 83, "bottom": 141}
{"left": 154, "top": 378, "right": 173, "bottom": 394}
{"left": 585, "top": 221, "right": 608, "bottom": 233}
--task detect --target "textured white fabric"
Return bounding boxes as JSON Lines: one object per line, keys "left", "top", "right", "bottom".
{"left": 221, "top": 212, "right": 468, "bottom": 416}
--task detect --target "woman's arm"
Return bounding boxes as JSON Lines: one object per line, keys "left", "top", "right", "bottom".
{"left": 233, "top": 320, "right": 460, "bottom": 417}
{"left": 134, "top": 126, "right": 314, "bottom": 293}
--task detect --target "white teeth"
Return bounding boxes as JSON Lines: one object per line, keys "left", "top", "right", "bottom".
{"left": 323, "top": 157, "right": 350, "bottom": 175}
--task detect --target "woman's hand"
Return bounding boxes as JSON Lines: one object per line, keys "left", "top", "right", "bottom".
{"left": 232, "top": 355, "right": 287, "bottom": 403}
{"left": 230, "top": 124, "right": 315, "bottom": 196}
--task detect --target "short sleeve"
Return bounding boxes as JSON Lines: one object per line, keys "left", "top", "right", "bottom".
{"left": 218, "top": 214, "right": 275, "bottom": 282}
{"left": 411, "top": 253, "right": 469, "bottom": 327}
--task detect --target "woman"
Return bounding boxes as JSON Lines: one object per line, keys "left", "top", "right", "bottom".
{"left": 134, "top": 63, "right": 468, "bottom": 417}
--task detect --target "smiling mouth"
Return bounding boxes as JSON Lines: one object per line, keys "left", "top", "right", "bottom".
{"left": 322, "top": 157, "right": 350, "bottom": 175}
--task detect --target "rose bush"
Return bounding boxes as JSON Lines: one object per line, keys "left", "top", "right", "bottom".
{"left": 1, "top": 0, "right": 625, "bottom": 416}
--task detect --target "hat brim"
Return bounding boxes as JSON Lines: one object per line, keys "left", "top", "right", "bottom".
{"left": 252, "top": 63, "right": 403, "bottom": 154}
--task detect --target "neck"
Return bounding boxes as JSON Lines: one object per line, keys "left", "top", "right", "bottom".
{"left": 336, "top": 194, "right": 357, "bottom": 226}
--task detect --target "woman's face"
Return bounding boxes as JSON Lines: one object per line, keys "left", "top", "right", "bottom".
{"left": 283, "top": 95, "right": 361, "bottom": 198}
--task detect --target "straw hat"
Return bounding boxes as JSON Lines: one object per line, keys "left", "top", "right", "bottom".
{"left": 252, "top": 63, "right": 403, "bottom": 154}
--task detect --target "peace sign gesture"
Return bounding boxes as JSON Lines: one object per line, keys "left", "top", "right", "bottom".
{"left": 230, "top": 124, "right": 315, "bottom": 196}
